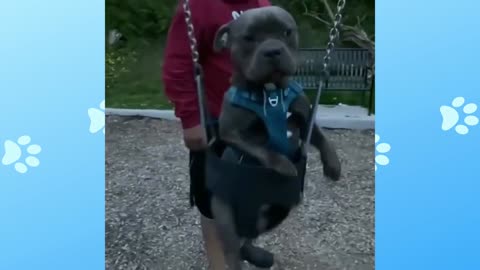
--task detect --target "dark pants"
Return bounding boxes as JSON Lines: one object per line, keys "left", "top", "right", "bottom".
{"left": 189, "top": 123, "right": 225, "bottom": 219}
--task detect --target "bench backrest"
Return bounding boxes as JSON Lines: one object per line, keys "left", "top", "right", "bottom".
{"left": 293, "top": 48, "right": 373, "bottom": 91}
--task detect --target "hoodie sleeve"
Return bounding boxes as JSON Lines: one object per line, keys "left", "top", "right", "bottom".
{"left": 162, "top": 0, "right": 209, "bottom": 129}
{"left": 257, "top": 0, "right": 271, "bottom": 7}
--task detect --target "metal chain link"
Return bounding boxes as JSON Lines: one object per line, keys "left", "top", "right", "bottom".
{"left": 322, "top": 0, "right": 346, "bottom": 74}
{"left": 182, "top": 0, "right": 210, "bottom": 136}
{"left": 305, "top": 0, "right": 346, "bottom": 149}
{"left": 182, "top": 0, "right": 200, "bottom": 67}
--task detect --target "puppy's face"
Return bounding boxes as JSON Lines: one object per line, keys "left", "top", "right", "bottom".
{"left": 214, "top": 6, "right": 299, "bottom": 87}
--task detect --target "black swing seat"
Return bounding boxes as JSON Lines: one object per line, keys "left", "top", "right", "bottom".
{"left": 205, "top": 141, "right": 307, "bottom": 238}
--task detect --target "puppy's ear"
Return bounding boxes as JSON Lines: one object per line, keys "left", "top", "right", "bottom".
{"left": 213, "top": 23, "right": 231, "bottom": 52}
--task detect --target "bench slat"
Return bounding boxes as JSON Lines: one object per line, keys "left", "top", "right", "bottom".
{"left": 293, "top": 48, "right": 373, "bottom": 91}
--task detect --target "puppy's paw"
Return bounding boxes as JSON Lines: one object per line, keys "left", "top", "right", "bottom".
{"left": 267, "top": 154, "right": 298, "bottom": 177}
{"left": 240, "top": 242, "right": 274, "bottom": 268}
{"left": 322, "top": 155, "right": 341, "bottom": 181}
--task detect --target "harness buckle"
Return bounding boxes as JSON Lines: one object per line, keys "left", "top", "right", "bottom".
{"left": 268, "top": 96, "right": 279, "bottom": 107}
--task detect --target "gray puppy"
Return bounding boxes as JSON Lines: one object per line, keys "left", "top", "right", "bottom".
{"left": 210, "top": 6, "right": 341, "bottom": 269}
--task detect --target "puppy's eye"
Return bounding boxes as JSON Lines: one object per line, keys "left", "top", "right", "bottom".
{"left": 284, "top": 29, "right": 292, "bottom": 37}
{"left": 243, "top": 35, "right": 255, "bottom": 42}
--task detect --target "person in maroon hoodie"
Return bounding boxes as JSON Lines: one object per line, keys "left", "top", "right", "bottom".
{"left": 162, "top": 0, "right": 275, "bottom": 269}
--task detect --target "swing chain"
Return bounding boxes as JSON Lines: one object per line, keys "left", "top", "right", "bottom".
{"left": 322, "top": 0, "right": 346, "bottom": 74}
{"left": 182, "top": 0, "right": 210, "bottom": 135}
{"left": 304, "top": 0, "right": 345, "bottom": 149}
{"left": 182, "top": 0, "right": 200, "bottom": 69}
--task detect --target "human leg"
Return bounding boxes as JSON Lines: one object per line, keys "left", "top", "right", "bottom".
{"left": 200, "top": 214, "right": 228, "bottom": 270}
{"left": 190, "top": 150, "right": 228, "bottom": 269}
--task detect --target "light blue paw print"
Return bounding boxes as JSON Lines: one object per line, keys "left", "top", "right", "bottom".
{"left": 1, "top": 135, "right": 41, "bottom": 174}
{"left": 440, "top": 97, "right": 479, "bottom": 135}
{"left": 375, "top": 134, "right": 391, "bottom": 171}
{"left": 88, "top": 100, "right": 105, "bottom": 134}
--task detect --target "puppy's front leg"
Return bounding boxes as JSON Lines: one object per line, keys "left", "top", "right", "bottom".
{"left": 310, "top": 125, "right": 341, "bottom": 180}
{"left": 211, "top": 196, "right": 243, "bottom": 270}
{"left": 219, "top": 101, "right": 297, "bottom": 177}
{"left": 290, "top": 94, "right": 341, "bottom": 180}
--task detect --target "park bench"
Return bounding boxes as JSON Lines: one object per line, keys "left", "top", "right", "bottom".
{"left": 293, "top": 48, "right": 374, "bottom": 115}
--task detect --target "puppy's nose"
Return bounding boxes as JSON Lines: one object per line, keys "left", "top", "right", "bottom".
{"left": 263, "top": 48, "right": 282, "bottom": 58}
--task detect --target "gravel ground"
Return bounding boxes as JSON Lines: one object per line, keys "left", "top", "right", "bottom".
{"left": 106, "top": 115, "right": 375, "bottom": 270}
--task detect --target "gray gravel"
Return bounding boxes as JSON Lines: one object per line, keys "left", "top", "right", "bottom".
{"left": 106, "top": 115, "right": 375, "bottom": 270}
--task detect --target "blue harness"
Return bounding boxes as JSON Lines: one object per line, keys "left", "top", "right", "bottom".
{"left": 224, "top": 80, "right": 304, "bottom": 161}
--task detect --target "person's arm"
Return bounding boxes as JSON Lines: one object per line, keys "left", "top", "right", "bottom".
{"left": 162, "top": 0, "right": 208, "bottom": 129}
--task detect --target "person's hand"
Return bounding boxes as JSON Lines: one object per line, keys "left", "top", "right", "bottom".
{"left": 183, "top": 125, "right": 207, "bottom": 151}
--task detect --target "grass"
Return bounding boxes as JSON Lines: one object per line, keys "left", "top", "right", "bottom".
{"left": 106, "top": 41, "right": 374, "bottom": 113}
{"left": 106, "top": 41, "right": 171, "bottom": 109}
{"left": 107, "top": 76, "right": 171, "bottom": 109}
